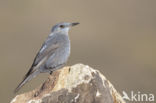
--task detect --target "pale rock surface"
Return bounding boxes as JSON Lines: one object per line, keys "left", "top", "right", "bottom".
{"left": 11, "top": 64, "right": 125, "bottom": 103}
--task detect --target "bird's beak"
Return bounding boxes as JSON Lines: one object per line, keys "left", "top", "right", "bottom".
{"left": 71, "top": 22, "right": 80, "bottom": 26}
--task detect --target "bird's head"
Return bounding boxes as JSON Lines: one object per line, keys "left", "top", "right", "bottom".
{"left": 51, "top": 22, "right": 79, "bottom": 34}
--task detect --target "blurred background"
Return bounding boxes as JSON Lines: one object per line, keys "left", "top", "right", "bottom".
{"left": 0, "top": 0, "right": 156, "bottom": 102}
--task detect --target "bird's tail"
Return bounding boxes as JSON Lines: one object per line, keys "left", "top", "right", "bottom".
{"left": 14, "top": 70, "right": 40, "bottom": 93}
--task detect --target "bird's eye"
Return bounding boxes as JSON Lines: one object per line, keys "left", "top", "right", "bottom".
{"left": 60, "top": 25, "right": 65, "bottom": 28}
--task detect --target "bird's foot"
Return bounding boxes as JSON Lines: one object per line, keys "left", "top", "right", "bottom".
{"left": 50, "top": 71, "right": 53, "bottom": 75}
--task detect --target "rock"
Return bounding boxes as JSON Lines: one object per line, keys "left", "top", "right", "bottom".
{"left": 11, "top": 64, "right": 125, "bottom": 103}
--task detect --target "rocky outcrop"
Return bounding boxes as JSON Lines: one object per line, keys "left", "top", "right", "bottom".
{"left": 11, "top": 64, "right": 125, "bottom": 103}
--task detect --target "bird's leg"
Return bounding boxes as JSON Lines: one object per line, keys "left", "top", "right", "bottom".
{"left": 50, "top": 71, "right": 53, "bottom": 75}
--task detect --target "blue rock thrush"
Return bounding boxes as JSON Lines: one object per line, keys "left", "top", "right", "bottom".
{"left": 14, "top": 22, "right": 79, "bottom": 93}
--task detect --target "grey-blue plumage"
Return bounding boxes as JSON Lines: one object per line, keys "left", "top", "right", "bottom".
{"left": 14, "top": 22, "right": 79, "bottom": 93}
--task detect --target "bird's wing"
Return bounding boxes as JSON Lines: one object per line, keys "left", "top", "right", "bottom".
{"left": 24, "top": 38, "right": 59, "bottom": 78}
{"left": 33, "top": 42, "right": 59, "bottom": 66}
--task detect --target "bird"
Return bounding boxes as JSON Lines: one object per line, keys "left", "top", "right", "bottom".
{"left": 14, "top": 22, "right": 79, "bottom": 93}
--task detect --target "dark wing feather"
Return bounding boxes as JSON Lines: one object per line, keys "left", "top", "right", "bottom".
{"left": 24, "top": 39, "right": 59, "bottom": 78}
